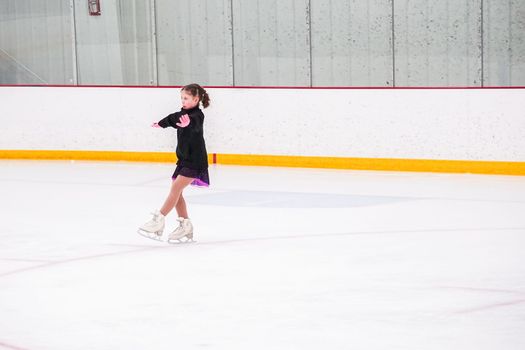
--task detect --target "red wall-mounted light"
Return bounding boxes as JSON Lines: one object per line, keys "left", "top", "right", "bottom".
{"left": 88, "top": 0, "right": 101, "bottom": 16}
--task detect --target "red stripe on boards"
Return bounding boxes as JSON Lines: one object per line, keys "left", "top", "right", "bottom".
{"left": 1, "top": 84, "right": 525, "bottom": 90}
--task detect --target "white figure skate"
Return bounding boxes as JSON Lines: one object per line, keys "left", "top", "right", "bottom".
{"left": 138, "top": 210, "right": 165, "bottom": 241}
{"left": 167, "top": 217, "right": 194, "bottom": 244}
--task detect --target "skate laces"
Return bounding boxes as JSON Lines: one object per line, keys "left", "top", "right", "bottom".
{"left": 172, "top": 218, "right": 185, "bottom": 234}
{"left": 150, "top": 211, "right": 162, "bottom": 222}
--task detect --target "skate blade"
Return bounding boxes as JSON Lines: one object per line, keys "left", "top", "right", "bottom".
{"left": 167, "top": 237, "right": 195, "bottom": 245}
{"left": 137, "top": 229, "right": 164, "bottom": 242}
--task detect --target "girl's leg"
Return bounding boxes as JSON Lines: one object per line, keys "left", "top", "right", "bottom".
{"left": 175, "top": 194, "right": 188, "bottom": 218}
{"left": 159, "top": 176, "right": 194, "bottom": 216}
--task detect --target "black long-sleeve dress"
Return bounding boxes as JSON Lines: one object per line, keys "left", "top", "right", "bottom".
{"left": 158, "top": 105, "right": 210, "bottom": 187}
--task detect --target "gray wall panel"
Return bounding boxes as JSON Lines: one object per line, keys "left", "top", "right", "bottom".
{"left": 0, "top": 0, "right": 74, "bottom": 84}
{"left": 311, "top": 0, "right": 393, "bottom": 86}
{"left": 394, "top": 0, "right": 482, "bottom": 86}
{"left": 156, "top": 0, "right": 233, "bottom": 86}
{"left": 232, "top": 0, "right": 310, "bottom": 86}
{"left": 74, "top": 0, "right": 123, "bottom": 84}
{"left": 118, "top": 1, "right": 156, "bottom": 85}
{"left": 483, "top": 0, "right": 525, "bottom": 86}
{"left": 74, "top": 0, "right": 155, "bottom": 85}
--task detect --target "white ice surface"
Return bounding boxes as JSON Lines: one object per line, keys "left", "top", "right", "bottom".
{"left": 0, "top": 160, "right": 524, "bottom": 350}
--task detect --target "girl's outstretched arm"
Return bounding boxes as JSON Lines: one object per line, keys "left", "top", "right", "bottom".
{"left": 157, "top": 112, "right": 181, "bottom": 128}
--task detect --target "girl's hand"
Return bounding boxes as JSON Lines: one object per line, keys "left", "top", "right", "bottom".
{"left": 151, "top": 122, "right": 161, "bottom": 128}
{"left": 176, "top": 114, "right": 191, "bottom": 128}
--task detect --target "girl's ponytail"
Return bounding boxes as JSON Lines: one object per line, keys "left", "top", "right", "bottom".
{"left": 200, "top": 88, "right": 210, "bottom": 108}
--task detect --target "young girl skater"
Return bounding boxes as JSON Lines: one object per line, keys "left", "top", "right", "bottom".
{"left": 138, "top": 83, "right": 210, "bottom": 243}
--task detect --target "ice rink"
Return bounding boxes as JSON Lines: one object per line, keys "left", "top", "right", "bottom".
{"left": 1, "top": 160, "right": 524, "bottom": 350}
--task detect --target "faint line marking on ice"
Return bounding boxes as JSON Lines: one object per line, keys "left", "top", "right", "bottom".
{"left": 109, "top": 227, "right": 525, "bottom": 249}
{"left": 0, "top": 258, "right": 56, "bottom": 263}
{"left": 435, "top": 286, "right": 525, "bottom": 295}
{"left": 174, "top": 227, "right": 524, "bottom": 247}
{"left": 454, "top": 299, "right": 525, "bottom": 314}
{"left": 0, "top": 340, "right": 32, "bottom": 350}
{"left": 0, "top": 246, "right": 163, "bottom": 278}
{"left": 2, "top": 226, "right": 523, "bottom": 279}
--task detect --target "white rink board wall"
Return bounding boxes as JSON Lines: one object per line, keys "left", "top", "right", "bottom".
{"left": 1, "top": 87, "right": 524, "bottom": 162}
